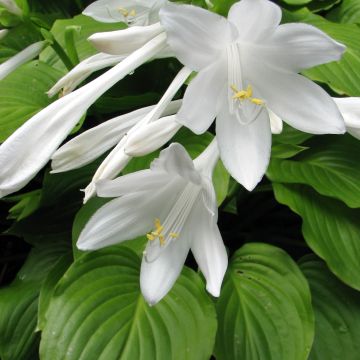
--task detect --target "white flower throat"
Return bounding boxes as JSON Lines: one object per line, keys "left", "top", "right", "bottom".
{"left": 146, "top": 182, "right": 201, "bottom": 250}
{"left": 227, "top": 43, "right": 265, "bottom": 125}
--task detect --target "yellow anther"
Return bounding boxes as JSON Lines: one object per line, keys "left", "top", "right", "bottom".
{"left": 147, "top": 233, "right": 155, "bottom": 241}
{"left": 251, "top": 98, "right": 264, "bottom": 105}
{"left": 170, "top": 233, "right": 179, "bottom": 238}
{"left": 159, "top": 235, "right": 165, "bottom": 246}
{"left": 118, "top": 7, "right": 136, "bottom": 18}
{"left": 230, "top": 84, "right": 264, "bottom": 106}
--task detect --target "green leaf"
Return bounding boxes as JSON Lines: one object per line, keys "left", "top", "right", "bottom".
{"left": 0, "top": 60, "right": 63, "bottom": 142}
{"left": 327, "top": 0, "right": 360, "bottom": 24}
{"left": 0, "top": 242, "right": 70, "bottom": 360}
{"left": 299, "top": 256, "right": 360, "bottom": 360}
{"left": 273, "top": 183, "right": 360, "bottom": 290}
{"left": 282, "top": 0, "right": 311, "bottom": 5}
{"left": 267, "top": 135, "right": 360, "bottom": 208}
{"left": 271, "top": 143, "right": 308, "bottom": 159}
{"left": 215, "top": 242, "right": 314, "bottom": 360}
{"left": 40, "top": 247, "right": 217, "bottom": 360}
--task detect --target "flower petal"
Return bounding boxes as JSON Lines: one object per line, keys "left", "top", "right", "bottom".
{"left": 88, "top": 22, "right": 163, "bottom": 55}
{"left": 259, "top": 23, "right": 345, "bottom": 72}
{"left": 228, "top": 0, "right": 281, "bottom": 42}
{"left": 83, "top": 0, "right": 151, "bottom": 25}
{"left": 51, "top": 104, "right": 155, "bottom": 173}
{"left": 159, "top": 1, "right": 235, "bottom": 71}
{"left": 177, "top": 58, "right": 227, "bottom": 134}
{"left": 96, "top": 169, "right": 169, "bottom": 197}
{"left": 268, "top": 108, "right": 283, "bottom": 134}
{"left": 216, "top": 105, "right": 272, "bottom": 191}
{"left": 333, "top": 97, "right": 360, "bottom": 140}
{"left": 150, "top": 143, "right": 201, "bottom": 184}
{"left": 250, "top": 65, "right": 345, "bottom": 134}
{"left": 77, "top": 183, "right": 178, "bottom": 250}
{"left": 0, "top": 41, "right": 46, "bottom": 80}
{"left": 189, "top": 202, "right": 227, "bottom": 297}
{"left": 140, "top": 231, "right": 190, "bottom": 305}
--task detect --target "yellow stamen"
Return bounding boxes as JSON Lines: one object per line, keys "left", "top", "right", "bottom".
{"left": 146, "top": 219, "right": 180, "bottom": 246}
{"left": 230, "top": 84, "right": 264, "bottom": 106}
{"left": 129, "top": 9, "right": 136, "bottom": 17}
{"left": 118, "top": 7, "right": 136, "bottom": 18}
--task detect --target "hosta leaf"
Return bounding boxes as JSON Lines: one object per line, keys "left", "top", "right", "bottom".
{"left": 0, "top": 60, "right": 63, "bottom": 142}
{"left": 40, "top": 247, "right": 217, "bottom": 360}
{"left": 0, "top": 242, "right": 70, "bottom": 360}
{"left": 273, "top": 183, "right": 360, "bottom": 290}
{"left": 272, "top": 123, "right": 313, "bottom": 146}
{"left": 267, "top": 135, "right": 360, "bottom": 208}
{"left": 215, "top": 243, "right": 314, "bottom": 360}
{"left": 327, "top": 0, "right": 360, "bottom": 24}
{"left": 299, "top": 256, "right": 360, "bottom": 360}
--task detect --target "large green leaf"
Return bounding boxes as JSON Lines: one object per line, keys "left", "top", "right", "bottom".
{"left": 215, "top": 243, "right": 314, "bottom": 360}
{"left": 267, "top": 135, "right": 360, "bottom": 208}
{"left": 327, "top": 0, "right": 360, "bottom": 24}
{"left": 273, "top": 183, "right": 360, "bottom": 290}
{"left": 299, "top": 256, "right": 360, "bottom": 360}
{"left": 40, "top": 246, "right": 217, "bottom": 360}
{"left": 0, "top": 242, "right": 69, "bottom": 360}
{"left": 0, "top": 60, "right": 63, "bottom": 142}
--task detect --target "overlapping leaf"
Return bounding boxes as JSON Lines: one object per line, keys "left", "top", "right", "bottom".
{"left": 215, "top": 243, "right": 314, "bottom": 360}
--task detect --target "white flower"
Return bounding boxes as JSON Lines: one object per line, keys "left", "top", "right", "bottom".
{"left": 160, "top": 0, "right": 346, "bottom": 190}
{"left": 333, "top": 97, "right": 360, "bottom": 140}
{"left": 0, "top": 0, "right": 22, "bottom": 16}
{"left": 82, "top": 66, "right": 191, "bottom": 202}
{"left": 77, "top": 141, "right": 227, "bottom": 304}
{"left": 0, "top": 29, "right": 8, "bottom": 40}
{"left": 47, "top": 52, "right": 125, "bottom": 97}
{"left": 83, "top": 0, "right": 165, "bottom": 26}
{"left": 0, "top": 33, "right": 167, "bottom": 198}
{"left": 51, "top": 100, "right": 181, "bottom": 172}
{"left": 0, "top": 41, "right": 46, "bottom": 81}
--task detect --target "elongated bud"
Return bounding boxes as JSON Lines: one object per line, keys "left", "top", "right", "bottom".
{"left": 0, "top": 41, "right": 47, "bottom": 81}
{"left": 0, "top": 29, "right": 8, "bottom": 40}
{"left": 0, "top": 0, "right": 22, "bottom": 16}
{"left": 125, "top": 115, "right": 182, "bottom": 156}
{"left": 88, "top": 22, "right": 164, "bottom": 55}
{"left": 268, "top": 109, "right": 283, "bottom": 134}
{"left": 333, "top": 97, "right": 360, "bottom": 140}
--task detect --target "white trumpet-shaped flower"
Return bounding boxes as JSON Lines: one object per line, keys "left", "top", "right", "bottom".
{"left": 82, "top": 66, "right": 191, "bottom": 202}
{"left": 77, "top": 141, "right": 227, "bottom": 304}
{"left": 333, "top": 97, "right": 360, "bottom": 140}
{"left": 47, "top": 52, "right": 125, "bottom": 97}
{"left": 51, "top": 100, "right": 181, "bottom": 172}
{"left": 83, "top": 0, "right": 165, "bottom": 26}
{"left": 0, "top": 0, "right": 22, "bottom": 16}
{"left": 160, "top": 0, "right": 346, "bottom": 190}
{"left": 0, "top": 41, "right": 47, "bottom": 81}
{"left": 0, "top": 33, "right": 167, "bottom": 198}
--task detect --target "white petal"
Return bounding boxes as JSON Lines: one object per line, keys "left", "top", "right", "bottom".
{"left": 250, "top": 65, "right": 345, "bottom": 134}
{"left": 96, "top": 169, "right": 169, "bottom": 197}
{"left": 189, "top": 202, "right": 227, "bottom": 297}
{"left": 88, "top": 22, "right": 163, "bottom": 55}
{"left": 268, "top": 108, "right": 283, "bottom": 134}
{"left": 78, "top": 183, "right": 178, "bottom": 250}
{"left": 125, "top": 115, "right": 181, "bottom": 156}
{"left": 177, "top": 58, "right": 227, "bottom": 134}
{"left": 216, "top": 105, "right": 272, "bottom": 191}
{"left": 159, "top": 1, "right": 235, "bottom": 71}
{"left": 140, "top": 230, "right": 190, "bottom": 305}
{"left": 0, "top": 0, "right": 22, "bottom": 15}
{"left": 0, "top": 41, "right": 46, "bottom": 81}
{"left": 258, "top": 23, "right": 345, "bottom": 72}
{"left": 47, "top": 53, "right": 125, "bottom": 97}
{"left": 228, "top": 0, "right": 281, "bottom": 42}
{"left": 51, "top": 105, "right": 152, "bottom": 173}
{"left": 150, "top": 143, "right": 201, "bottom": 184}
{"left": 0, "top": 33, "right": 167, "bottom": 198}
{"left": 333, "top": 97, "right": 360, "bottom": 140}
{"left": 0, "top": 29, "right": 8, "bottom": 40}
